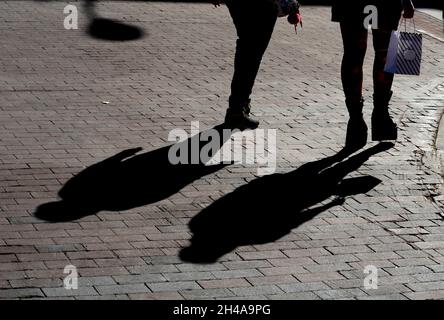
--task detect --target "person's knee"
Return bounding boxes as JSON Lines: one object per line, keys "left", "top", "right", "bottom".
{"left": 237, "top": 29, "right": 273, "bottom": 54}
{"left": 342, "top": 37, "right": 367, "bottom": 63}
{"left": 354, "top": 40, "right": 368, "bottom": 56}
{"left": 343, "top": 49, "right": 366, "bottom": 68}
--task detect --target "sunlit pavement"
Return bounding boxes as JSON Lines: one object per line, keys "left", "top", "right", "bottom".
{"left": 1, "top": 1, "right": 444, "bottom": 300}
{"left": 418, "top": 9, "right": 442, "bottom": 21}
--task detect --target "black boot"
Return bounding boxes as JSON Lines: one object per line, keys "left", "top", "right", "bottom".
{"left": 224, "top": 99, "right": 259, "bottom": 130}
{"left": 345, "top": 97, "right": 368, "bottom": 152}
{"left": 372, "top": 91, "right": 398, "bottom": 141}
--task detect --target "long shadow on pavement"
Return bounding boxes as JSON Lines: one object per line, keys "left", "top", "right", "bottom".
{"left": 180, "top": 142, "right": 394, "bottom": 264}
{"left": 35, "top": 125, "right": 230, "bottom": 222}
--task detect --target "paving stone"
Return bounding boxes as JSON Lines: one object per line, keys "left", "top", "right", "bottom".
{"left": 43, "top": 287, "right": 99, "bottom": 297}
{"left": 199, "top": 278, "right": 251, "bottom": 289}
{"left": 315, "top": 288, "right": 368, "bottom": 300}
{"left": 129, "top": 292, "right": 184, "bottom": 300}
{"left": 96, "top": 284, "right": 150, "bottom": 295}
{"left": 229, "top": 285, "right": 284, "bottom": 297}
{"left": 0, "top": 288, "right": 45, "bottom": 299}
{"left": 164, "top": 272, "right": 215, "bottom": 282}
{"left": 404, "top": 290, "right": 444, "bottom": 300}
{"left": 148, "top": 281, "right": 201, "bottom": 292}
{"left": 278, "top": 282, "right": 331, "bottom": 294}
{"left": 212, "top": 269, "right": 262, "bottom": 280}
{"left": 268, "top": 292, "right": 320, "bottom": 300}
{"left": 180, "top": 288, "right": 235, "bottom": 299}
{"left": 247, "top": 275, "right": 299, "bottom": 286}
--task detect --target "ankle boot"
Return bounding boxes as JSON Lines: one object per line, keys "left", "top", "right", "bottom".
{"left": 345, "top": 97, "right": 368, "bottom": 151}
{"left": 225, "top": 99, "right": 259, "bottom": 130}
{"left": 372, "top": 91, "right": 398, "bottom": 141}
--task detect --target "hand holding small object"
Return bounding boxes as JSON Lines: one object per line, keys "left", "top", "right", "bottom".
{"left": 211, "top": 0, "right": 221, "bottom": 8}
{"left": 403, "top": 0, "right": 415, "bottom": 19}
{"left": 288, "top": 8, "right": 302, "bottom": 34}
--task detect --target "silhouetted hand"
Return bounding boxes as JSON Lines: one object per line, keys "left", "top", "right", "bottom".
{"left": 211, "top": 0, "right": 222, "bottom": 7}
{"left": 403, "top": 0, "right": 415, "bottom": 19}
{"left": 287, "top": 4, "right": 302, "bottom": 34}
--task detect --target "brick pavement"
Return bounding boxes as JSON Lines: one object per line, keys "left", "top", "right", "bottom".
{"left": 0, "top": 1, "right": 444, "bottom": 300}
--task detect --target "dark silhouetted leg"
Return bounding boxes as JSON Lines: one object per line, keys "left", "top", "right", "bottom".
{"left": 339, "top": 21, "right": 368, "bottom": 151}
{"left": 224, "top": 0, "right": 278, "bottom": 130}
{"left": 371, "top": 28, "right": 398, "bottom": 141}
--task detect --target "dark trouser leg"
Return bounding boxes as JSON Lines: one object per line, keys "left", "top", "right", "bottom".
{"left": 371, "top": 28, "right": 398, "bottom": 141}
{"left": 372, "top": 29, "right": 395, "bottom": 98}
{"left": 340, "top": 21, "right": 368, "bottom": 106}
{"left": 339, "top": 21, "right": 369, "bottom": 150}
{"left": 227, "top": 0, "right": 278, "bottom": 110}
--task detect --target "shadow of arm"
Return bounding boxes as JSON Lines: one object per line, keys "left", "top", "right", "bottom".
{"left": 292, "top": 196, "right": 345, "bottom": 227}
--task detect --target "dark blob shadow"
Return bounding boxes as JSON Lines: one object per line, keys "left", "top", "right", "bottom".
{"left": 83, "top": 0, "right": 145, "bottom": 41}
{"left": 180, "top": 142, "right": 394, "bottom": 264}
{"left": 88, "top": 18, "right": 144, "bottom": 41}
{"left": 35, "top": 125, "right": 231, "bottom": 222}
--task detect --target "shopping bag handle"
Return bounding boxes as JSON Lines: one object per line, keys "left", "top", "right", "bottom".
{"left": 400, "top": 17, "right": 416, "bottom": 33}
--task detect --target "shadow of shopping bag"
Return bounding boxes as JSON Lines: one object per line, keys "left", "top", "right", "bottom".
{"left": 384, "top": 30, "right": 422, "bottom": 76}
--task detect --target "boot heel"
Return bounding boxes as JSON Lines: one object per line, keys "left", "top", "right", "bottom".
{"left": 346, "top": 118, "right": 368, "bottom": 151}
{"left": 372, "top": 91, "right": 397, "bottom": 141}
{"left": 371, "top": 116, "right": 397, "bottom": 141}
{"left": 344, "top": 97, "right": 367, "bottom": 151}
{"left": 225, "top": 100, "right": 259, "bottom": 131}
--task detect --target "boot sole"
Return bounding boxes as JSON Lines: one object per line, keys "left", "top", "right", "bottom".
{"left": 224, "top": 120, "right": 259, "bottom": 131}
{"left": 224, "top": 124, "right": 259, "bottom": 131}
{"left": 371, "top": 133, "right": 397, "bottom": 141}
{"left": 371, "top": 115, "right": 398, "bottom": 141}
{"left": 371, "top": 125, "right": 398, "bottom": 141}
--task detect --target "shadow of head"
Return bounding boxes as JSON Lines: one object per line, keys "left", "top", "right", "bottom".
{"left": 34, "top": 201, "right": 98, "bottom": 223}
{"left": 180, "top": 142, "right": 393, "bottom": 264}
{"left": 336, "top": 176, "right": 381, "bottom": 198}
{"left": 88, "top": 18, "right": 145, "bottom": 41}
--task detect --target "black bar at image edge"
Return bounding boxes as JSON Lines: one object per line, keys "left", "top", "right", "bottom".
{"left": 0, "top": 300, "right": 442, "bottom": 318}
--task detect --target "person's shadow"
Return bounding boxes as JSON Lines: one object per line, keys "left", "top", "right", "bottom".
{"left": 180, "top": 142, "right": 394, "bottom": 264}
{"left": 35, "top": 125, "right": 231, "bottom": 222}
{"left": 83, "top": 0, "right": 145, "bottom": 41}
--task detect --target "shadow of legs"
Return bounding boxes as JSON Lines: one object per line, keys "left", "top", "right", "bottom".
{"left": 180, "top": 142, "right": 394, "bottom": 263}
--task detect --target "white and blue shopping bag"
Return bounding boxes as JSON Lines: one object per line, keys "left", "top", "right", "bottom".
{"left": 384, "top": 20, "right": 422, "bottom": 76}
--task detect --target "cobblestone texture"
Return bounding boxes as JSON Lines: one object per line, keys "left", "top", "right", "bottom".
{"left": 0, "top": 1, "right": 444, "bottom": 299}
